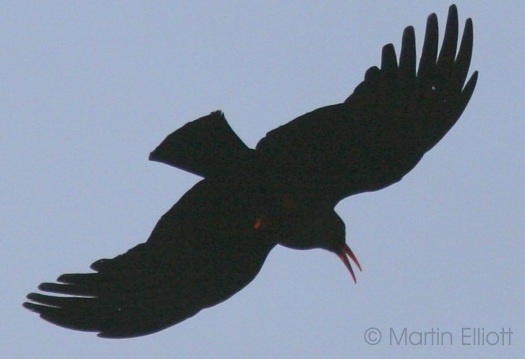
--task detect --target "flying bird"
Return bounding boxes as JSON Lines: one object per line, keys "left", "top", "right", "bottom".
{"left": 24, "top": 5, "right": 477, "bottom": 338}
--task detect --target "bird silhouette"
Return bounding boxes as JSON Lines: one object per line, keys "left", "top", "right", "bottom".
{"left": 24, "top": 5, "right": 477, "bottom": 338}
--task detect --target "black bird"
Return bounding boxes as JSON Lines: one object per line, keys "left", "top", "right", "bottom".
{"left": 24, "top": 5, "right": 477, "bottom": 338}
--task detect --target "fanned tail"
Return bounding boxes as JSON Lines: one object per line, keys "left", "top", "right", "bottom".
{"left": 149, "top": 111, "right": 253, "bottom": 178}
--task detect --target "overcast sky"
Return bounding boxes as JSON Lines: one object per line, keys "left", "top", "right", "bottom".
{"left": 2, "top": 1, "right": 524, "bottom": 358}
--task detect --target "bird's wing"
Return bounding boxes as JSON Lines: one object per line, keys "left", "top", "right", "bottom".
{"left": 256, "top": 5, "right": 478, "bottom": 203}
{"left": 24, "top": 180, "right": 276, "bottom": 338}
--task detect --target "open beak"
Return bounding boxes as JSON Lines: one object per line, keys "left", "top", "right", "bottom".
{"left": 337, "top": 244, "right": 362, "bottom": 283}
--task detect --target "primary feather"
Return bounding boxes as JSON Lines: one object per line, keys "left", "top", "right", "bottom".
{"left": 256, "top": 5, "right": 477, "bottom": 201}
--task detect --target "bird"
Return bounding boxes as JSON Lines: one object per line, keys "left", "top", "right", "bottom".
{"left": 24, "top": 4, "right": 477, "bottom": 338}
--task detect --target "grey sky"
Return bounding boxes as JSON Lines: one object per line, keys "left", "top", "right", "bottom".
{"left": 3, "top": 1, "right": 523, "bottom": 358}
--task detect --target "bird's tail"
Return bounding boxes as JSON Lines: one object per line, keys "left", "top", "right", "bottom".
{"left": 149, "top": 111, "right": 252, "bottom": 178}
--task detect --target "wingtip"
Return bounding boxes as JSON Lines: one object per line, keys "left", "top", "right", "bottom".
{"left": 464, "top": 70, "right": 479, "bottom": 94}
{"left": 428, "top": 5, "right": 459, "bottom": 35}
{"left": 448, "top": 4, "right": 458, "bottom": 20}
{"left": 381, "top": 43, "right": 398, "bottom": 70}
{"left": 37, "top": 282, "right": 52, "bottom": 291}
{"left": 466, "top": 70, "right": 479, "bottom": 88}
{"left": 23, "top": 299, "right": 34, "bottom": 309}
{"left": 464, "top": 17, "right": 474, "bottom": 42}
{"left": 427, "top": 12, "right": 438, "bottom": 24}
{"left": 403, "top": 25, "right": 415, "bottom": 34}
{"left": 23, "top": 300, "right": 41, "bottom": 313}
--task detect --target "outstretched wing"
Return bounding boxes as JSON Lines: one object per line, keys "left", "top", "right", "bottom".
{"left": 24, "top": 180, "right": 276, "bottom": 338}
{"left": 256, "top": 5, "right": 478, "bottom": 203}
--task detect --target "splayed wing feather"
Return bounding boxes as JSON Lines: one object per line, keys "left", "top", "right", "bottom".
{"left": 256, "top": 5, "right": 477, "bottom": 202}
{"left": 24, "top": 180, "right": 275, "bottom": 338}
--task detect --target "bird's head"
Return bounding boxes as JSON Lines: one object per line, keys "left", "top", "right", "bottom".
{"left": 255, "top": 195, "right": 362, "bottom": 282}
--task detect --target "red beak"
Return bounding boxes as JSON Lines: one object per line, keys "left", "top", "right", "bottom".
{"left": 337, "top": 244, "right": 362, "bottom": 283}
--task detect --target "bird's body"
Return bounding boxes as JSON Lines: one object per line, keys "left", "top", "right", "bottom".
{"left": 24, "top": 5, "right": 477, "bottom": 338}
